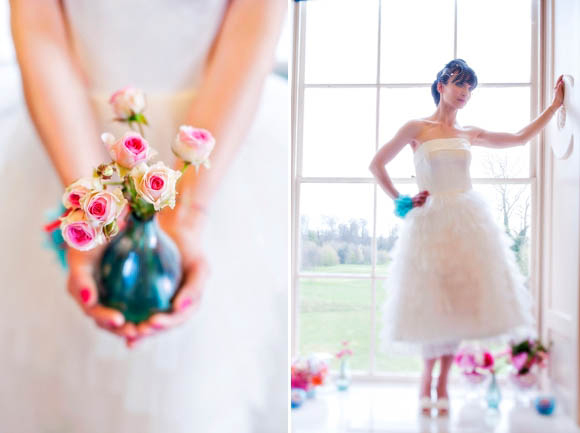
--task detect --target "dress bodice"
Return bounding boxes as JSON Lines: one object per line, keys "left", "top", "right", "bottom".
{"left": 413, "top": 137, "right": 473, "bottom": 194}
{"left": 62, "top": 0, "right": 229, "bottom": 93}
{"left": 61, "top": 0, "right": 230, "bottom": 162}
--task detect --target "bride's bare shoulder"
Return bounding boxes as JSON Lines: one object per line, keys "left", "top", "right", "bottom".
{"left": 406, "top": 118, "right": 434, "bottom": 148}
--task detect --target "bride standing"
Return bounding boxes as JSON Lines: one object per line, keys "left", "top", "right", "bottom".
{"left": 1, "top": 0, "right": 288, "bottom": 432}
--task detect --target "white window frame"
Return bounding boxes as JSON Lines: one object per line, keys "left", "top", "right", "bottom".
{"left": 291, "top": 0, "right": 542, "bottom": 380}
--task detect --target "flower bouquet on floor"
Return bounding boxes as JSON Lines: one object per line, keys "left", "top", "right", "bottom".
{"left": 44, "top": 86, "right": 215, "bottom": 323}
{"left": 507, "top": 338, "right": 551, "bottom": 406}
{"left": 291, "top": 355, "right": 329, "bottom": 400}
{"left": 454, "top": 345, "right": 495, "bottom": 401}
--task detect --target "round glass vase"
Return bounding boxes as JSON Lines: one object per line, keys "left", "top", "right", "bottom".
{"left": 510, "top": 370, "right": 538, "bottom": 407}
{"left": 95, "top": 212, "right": 183, "bottom": 323}
{"left": 336, "top": 357, "right": 352, "bottom": 391}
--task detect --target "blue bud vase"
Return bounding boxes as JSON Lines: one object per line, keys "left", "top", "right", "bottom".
{"left": 95, "top": 212, "right": 183, "bottom": 323}
{"left": 486, "top": 372, "right": 502, "bottom": 410}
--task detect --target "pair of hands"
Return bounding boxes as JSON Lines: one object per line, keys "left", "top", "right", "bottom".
{"left": 66, "top": 204, "right": 209, "bottom": 348}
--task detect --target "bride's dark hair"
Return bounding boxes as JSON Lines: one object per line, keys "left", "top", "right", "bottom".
{"left": 431, "top": 59, "right": 478, "bottom": 106}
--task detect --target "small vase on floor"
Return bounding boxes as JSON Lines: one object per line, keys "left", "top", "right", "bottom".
{"left": 510, "top": 371, "right": 538, "bottom": 407}
{"left": 486, "top": 372, "right": 502, "bottom": 410}
{"left": 336, "top": 358, "right": 352, "bottom": 391}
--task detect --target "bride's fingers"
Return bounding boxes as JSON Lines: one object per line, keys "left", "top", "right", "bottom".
{"left": 171, "top": 255, "right": 209, "bottom": 314}
{"left": 67, "top": 265, "right": 100, "bottom": 313}
{"left": 88, "top": 304, "right": 125, "bottom": 328}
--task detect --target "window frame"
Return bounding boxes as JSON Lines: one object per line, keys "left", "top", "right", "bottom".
{"left": 291, "top": 0, "right": 542, "bottom": 380}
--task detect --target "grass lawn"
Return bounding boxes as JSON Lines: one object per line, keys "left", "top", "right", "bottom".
{"left": 299, "top": 261, "right": 422, "bottom": 374}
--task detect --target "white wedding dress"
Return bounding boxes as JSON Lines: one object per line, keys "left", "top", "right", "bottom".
{"left": 379, "top": 137, "right": 536, "bottom": 359}
{"left": 0, "top": 1, "right": 288, "bottom": 432}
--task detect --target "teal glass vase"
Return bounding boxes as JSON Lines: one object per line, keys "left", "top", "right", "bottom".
{"left": 486, "top": 372, "right": 502, "bottom": 410}
{"left": 95, "top": 212, "right": 183, "bottom": 323}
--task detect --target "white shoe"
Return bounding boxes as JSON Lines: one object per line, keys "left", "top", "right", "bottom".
{"left": 419, "top": 396, "right": 434, "bottom": 416}
{"left": 435, "top": 397, "right": 450, "bottom": 416}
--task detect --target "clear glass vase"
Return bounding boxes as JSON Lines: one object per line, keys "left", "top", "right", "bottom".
{"left": 510, "top": 371, "right": 538, "bottom": 407}
{"left": 336, "top": 358, "right": 352, "bottom": 391}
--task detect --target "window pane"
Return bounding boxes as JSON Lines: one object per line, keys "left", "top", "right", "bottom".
{"left": 461, "top": 86, "right": 531, "bottom": 178}
{"left": 474, "top": 184, "right": 532, "bottom": 279}
{"left": 380, "top": 0, "right": 454, "bottom": 84}
{"left": 299, "top": 278, "right": 372, "bottom": 372}
{"left": 300, "top": 183, "right": 373, "bottom": 274}
{"left": 304, "top": 0, "right": 379, "bottom": 84}
{"left": 457, "top": 0, "right": 531, "bottom": 83}
{"left": 302, "top": 88, "right": 377, "bottom": 178}
{"left": 378, "top": 87, "right": 434, "bottom": 178}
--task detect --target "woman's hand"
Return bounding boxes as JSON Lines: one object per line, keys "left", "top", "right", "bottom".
{"left": 126, "top": 205, "right": 210, "bottom": 348}
{"left": 67, "top": 246, "right": 141, "bottom": 340}
{"left": 552, "top": 74, "right": 565, "bottom": 109}
{"left": 412, "top": 190, "right": 430, "bottom": 208}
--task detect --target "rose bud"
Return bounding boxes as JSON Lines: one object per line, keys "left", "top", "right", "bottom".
{"left": 172, "top": 125, "right": 215, "bottom": 171}
{"left": 80, "top": 188, "right": 127, "bottom": 227}
{"left": 60, "top": 209, "right": 105, "bottom": 251}
{"left": 130, "top": 161, "right": 182, "bottom": 211}
{"left": 109, "top": 86, "right": 146, "bottom": 120}
{"left": 101, "top": 131, "right": 157, "bottom": 170}
{"left": 62, "top": 177, "right": 103, "bottom": 209}
{"left": 103, "top": 219, "right": 120, "bottom": 240}
{"left": 96, "top": 163, "right": 115, "bottom": 179}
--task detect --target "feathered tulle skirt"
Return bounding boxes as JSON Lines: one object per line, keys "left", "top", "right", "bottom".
{"left": 379, "top": 188, "right": 536, "bottom": 359}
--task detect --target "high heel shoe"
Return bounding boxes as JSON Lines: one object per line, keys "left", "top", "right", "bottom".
{"left": 419, "top": 396, "right": 433, "bottom": 416}
{"left": 435, "top": 397, "right": 450, "bottom": 416}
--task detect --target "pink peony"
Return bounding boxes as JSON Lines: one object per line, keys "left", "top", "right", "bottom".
{"left": 60, "top": 209, "right": 104, "bottom": 251}
{"left": 101, "top": 132, "right": 156, "bottom": 169}
{"left": 172, "top": 125, "right": 215, "bottom": 169}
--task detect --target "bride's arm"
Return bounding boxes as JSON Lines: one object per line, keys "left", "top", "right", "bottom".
{"left": 174, "top": 0, "right": 287, "bottom": 217}
{"left": 10, "top": 0, "right": 137, "bottom": 338}
{"left": 467, "top": 75, "right": 565, "bottom": 149}
{"left": 10, "top": 0, "right": 107, "bottom": 186}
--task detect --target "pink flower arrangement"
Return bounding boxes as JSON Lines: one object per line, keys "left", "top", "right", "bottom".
{"left": 508, "top": 338, "right": 551, "bottom": 376}
{"left": 454, "top": 346, "right": 495, "bottom": 383}
{"left": 46, "top": 86, "right": 215, "bottom": 251}
{"left": 291, "top": 356, "right": 329, "bottom": 391}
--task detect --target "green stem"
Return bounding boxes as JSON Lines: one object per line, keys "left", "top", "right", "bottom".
{"left": 137, "top": 121, "right": 145, "bottom": 138}
{"left": 180, "top": 161, "right": 191, "bottom": 174}
{"left": 104, "top": 181, "right": 123, "bottom": 186}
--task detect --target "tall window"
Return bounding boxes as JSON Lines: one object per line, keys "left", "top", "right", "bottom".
{"left": 291, "top": 0, "right": 539, "bottom": 378}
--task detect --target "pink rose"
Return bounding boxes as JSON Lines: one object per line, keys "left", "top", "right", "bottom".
{"left": 60, "top": 209, "right": 104, "bottom": 251}
{"left": 109, "top": 86, "right": 146, "bottom": 119}
{"left": 80, "top": 188, "right": 127, "bottom": 226}
{"left": 129, "top": 162, "right": 182, "bottom": 211}
{"left": 101, "top": 132, "right": 156, "bottom": 169}
{"left": 172, "top": 125, "right": 215, "bottom": 169}
{"left": 62, "top": 177, "right": 102, "bottom": 209}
